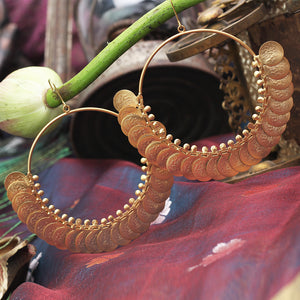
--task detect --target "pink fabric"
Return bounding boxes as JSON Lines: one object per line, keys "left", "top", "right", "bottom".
{"left": 7, "top": 157, "right": 300, "bottom": 300}
{"left": 4, "top": 0, "right": 86, "bottom": 71}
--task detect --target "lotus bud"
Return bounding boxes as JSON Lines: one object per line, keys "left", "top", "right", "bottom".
{"left": 0, "top": 66, "right": 63, "bottom": 138}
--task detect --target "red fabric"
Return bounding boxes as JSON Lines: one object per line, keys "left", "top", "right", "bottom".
{"left": 8, "top": 156, "right": 300, "bottom": 300}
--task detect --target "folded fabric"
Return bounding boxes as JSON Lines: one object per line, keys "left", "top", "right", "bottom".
{"left": 8, "top": 156, "right": 300, "bottom": 300}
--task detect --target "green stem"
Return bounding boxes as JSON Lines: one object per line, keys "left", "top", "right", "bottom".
{"left": 46, "top": 0, "right": 203, "bottom": 107}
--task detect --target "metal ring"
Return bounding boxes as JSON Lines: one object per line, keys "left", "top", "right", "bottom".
{"left": 27, "top": 107, "right": 118, "bottom": 176}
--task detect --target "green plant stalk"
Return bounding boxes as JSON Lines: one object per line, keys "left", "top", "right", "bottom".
{"left": 46, "top": 0, "right": 203, "bottom": 107}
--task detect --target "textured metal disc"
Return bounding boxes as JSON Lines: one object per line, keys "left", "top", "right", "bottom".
{"left": 74, "top": 230, "right": 91, "bottom": 253}
{"left": 52, "top": 226, "right": 72, "bottom": 250}
{"left": 137, "top": 203, "right": 159, "bottom": 223}
{"left": 119, "top": 219, "right": 140, "bottom": 240}
{"left": 206, "top": 156, "right": 226, "bottom": 180}
{"left": 7, "top": 181, "right": 32, "bottom": 201}
{"left": 148, "top": 175, "right": 174, "bottom": 193}
{"left": 118, "top": 106, "right": 141, "bottom": 124}
{"left": 166, "top": 152, "right": 187, "bottom": 176}
{"left": 128, "top": 209, "right": 150, "bottom": 234}
{"left": 97, "top": 226, "right": 118, "bottom": 252}
{"left": 180, "top": 156, "right": 198, "bottom": 180}
{"left": 191, "top": 156, "right": 211, "bottom": 181}
{"left": 26, "top": 210, "right": 50, "bottom": 233}
{"left": 43, "top": 222, "right": 65, "bottom": 246}
{"left": 113, "top": 89, "right": 137, "bottom": 112}
{"left": 259, "top": 41, "right": 284, "bottom": 66}
{"left": 4, "top": 172, "right": 27, "bottom": 190}
{"left": 84, "top": 229, "right": 100, "bottom": 253}
{"left": 229, "top": 147, "right": 251, "bottom": 172}
{"left": 265, "top": 109, "right": 290, "bottom": 127}
{"left": 217, "top": 153, "right": 239, "bottom": 177}
{"left": 128, "top": 124, "right": 152, "bottom": 148}
{"left": 268, "top": 83, "right": 294, "bottom": 101}
{"left": 262, "top": 121, "right": 286, "bottom": 137}
{"left": 156, "top": 147, "right": 178, "bottom": 169}
{"left": 17, "top": 202, "right": 42, "bottom": 224}
{"left": 34, "top": 216, "right": 56, "bottom": 240}
{"left": 255, "top": 126, "right": 281, "bottom": 148}
{"left": 12, "top": 192, "right": 35, "bottom": 212}
{"left": 65, "top": 229, "right": 82, "bottom": 253}
{"left": 145, "top": 141, "right": 169, "bottom": 164}
{"left": 247, "top": 135, "right": 272, "bottom": 159}
{"left": 269, "top": 97, "right": 293, "bottom": 115}
{"left": 111, "top": 222, "right": 131, "bottom": 246}
{"left": 150, "top": 164, "right": 173, "bottom": 180}
{"left": 266, "top": 71, "right": 292, "bottom": 89}
{"left": 121, "top": 114, "right": 147, "bottom": 136}
{"left": 137, "top": 134, "right": 160, "bottom": 157}
{"left": 263, "top": 57, "right": 290, "bottom": 80}
{"left": 239, "top": 143, "right": 262, "bottom": 166}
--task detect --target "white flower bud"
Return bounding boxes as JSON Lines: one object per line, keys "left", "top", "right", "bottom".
{"left": 0, "top": 66, "right": 63, "bottom": 138}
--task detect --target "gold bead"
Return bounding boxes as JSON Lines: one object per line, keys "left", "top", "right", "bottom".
{"left": 101, "top": 218, "right": 107, "bottom": 224}
{"left": 138, "top": 183, "right": 144, "bottom": 189}
{"left": 124, "top": 204, "right": 130, "bottom": 210}
{"left": 54, "top": 209, "right": 61, "bottom": 215}
{"left": 141, "top": 166, "right": 147, "bottom": 172}
{"left": 140, "top": 157, "right": 147, "bottom": 164}
{"left": 258, "top": 88, "right": 266, "bottom": 95}
{"left": 255, "top": 106, "right": 263, "bottom": 112}
{"left": 61, "top": 214, "right": 68, "bottom": 220}
{"left": 247, "top": 123, "right": 255, "bottom": 130}
{"left": 135, "top": 190, "right": 141, "bottom": 196}
{"left": 107, "top": 215, "right": 114, "bottom": 222}
{"left": 42, "top": 198, "right": 49, "bottom": 204}
{"left": 166, "top": 134, "right": 173, "bottom": 141}
{"left": 235, "top": 135, "right": 242, "bottom": 141}
{"left": 141, "top": 174, "right": 147, "bottom": 181}
{"left": 75, "top": 218, "right": 82, "bottom": 226}
{"left": 174, "top": 138, "right": 181, "bottom": 146}
{"left": 252, "top": 60, "right": 258, "bottom": 68}
{"left": 242, "top": 129, "right": 249, "bottom": 136}
{"left": 92, "top": 219, "right": 98, "bottom": 225}
{"left": 257, "top": 97, "right": 265, "bottom": 103}
{"left": 257, "top": 79, "right": 264, "bottom": 86}
{"left": 48, "top": 204, "right": 55, "bottom": 210}
{"left": 129, "top": 198, "right": 135, "bottom": 205}
{"left": 191, "top": 145, "right": 197, "bottom": 152}
{"left": 84, "top": 219, "right": 90, "bottom": 226}
{"left": 32, "top": 175, "right": 39, "bottom": 181}
{"left": 219, "top": 143, "right": 226, "bottom": 150}
{"left": 144, "top": 105, "right": 151, "bottom": 112}
{"left": 34, "top": 183, "right": 41, "bottom": 190}
{"left": 37, "top": 190, "right": 44, "bottom": 196}
{"left": 252, "top": 114, "right": 259, "bottom": 120}
{"left": 148, "top": 114, "right": 155, "bottom": 120}
{"left": 68, "top": 217, "right": 75, "bottom": 223}
{"left": 227, "top": 139, "right": 234, "bottom": 146}
{"left": 183, "top": 143, "right": 190, "bottom": 150}
{"left": 202, "top": 146, "right": 208, "bottom": 153}
{"left": 254, "top": 70, "right": 262, "bottom": 78}
{"left": 210, "top": 145, "right": 218, "bottom": 153}
{"left": 116, "top": 210, "right": 122, "bottom": 216}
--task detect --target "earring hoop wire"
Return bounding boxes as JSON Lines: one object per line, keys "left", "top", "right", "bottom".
{"left": 27, "top": 107, "right": 118, "bottom": 177}
{"left": 137, "top": 28, "right": 256, "bottom": 104}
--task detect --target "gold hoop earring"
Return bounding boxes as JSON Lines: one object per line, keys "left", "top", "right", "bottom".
{"left": 4, "top": 91, "right": 174, "bottom": 253}
{"left": 113, "top": 29, "right": 293, "bottom": 181}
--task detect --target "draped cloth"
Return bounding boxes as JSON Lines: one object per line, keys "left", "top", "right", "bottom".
{"left": 8, "top": 155, "right": 300, "bottom": 300}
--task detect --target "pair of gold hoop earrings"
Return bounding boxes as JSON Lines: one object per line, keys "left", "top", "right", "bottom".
{"left": 4, "top": 12, "right": 294, "bottom": 253}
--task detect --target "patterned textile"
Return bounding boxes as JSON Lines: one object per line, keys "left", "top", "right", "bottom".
{"left": 4, "top": 153, "right": 299, "bottom": 300}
